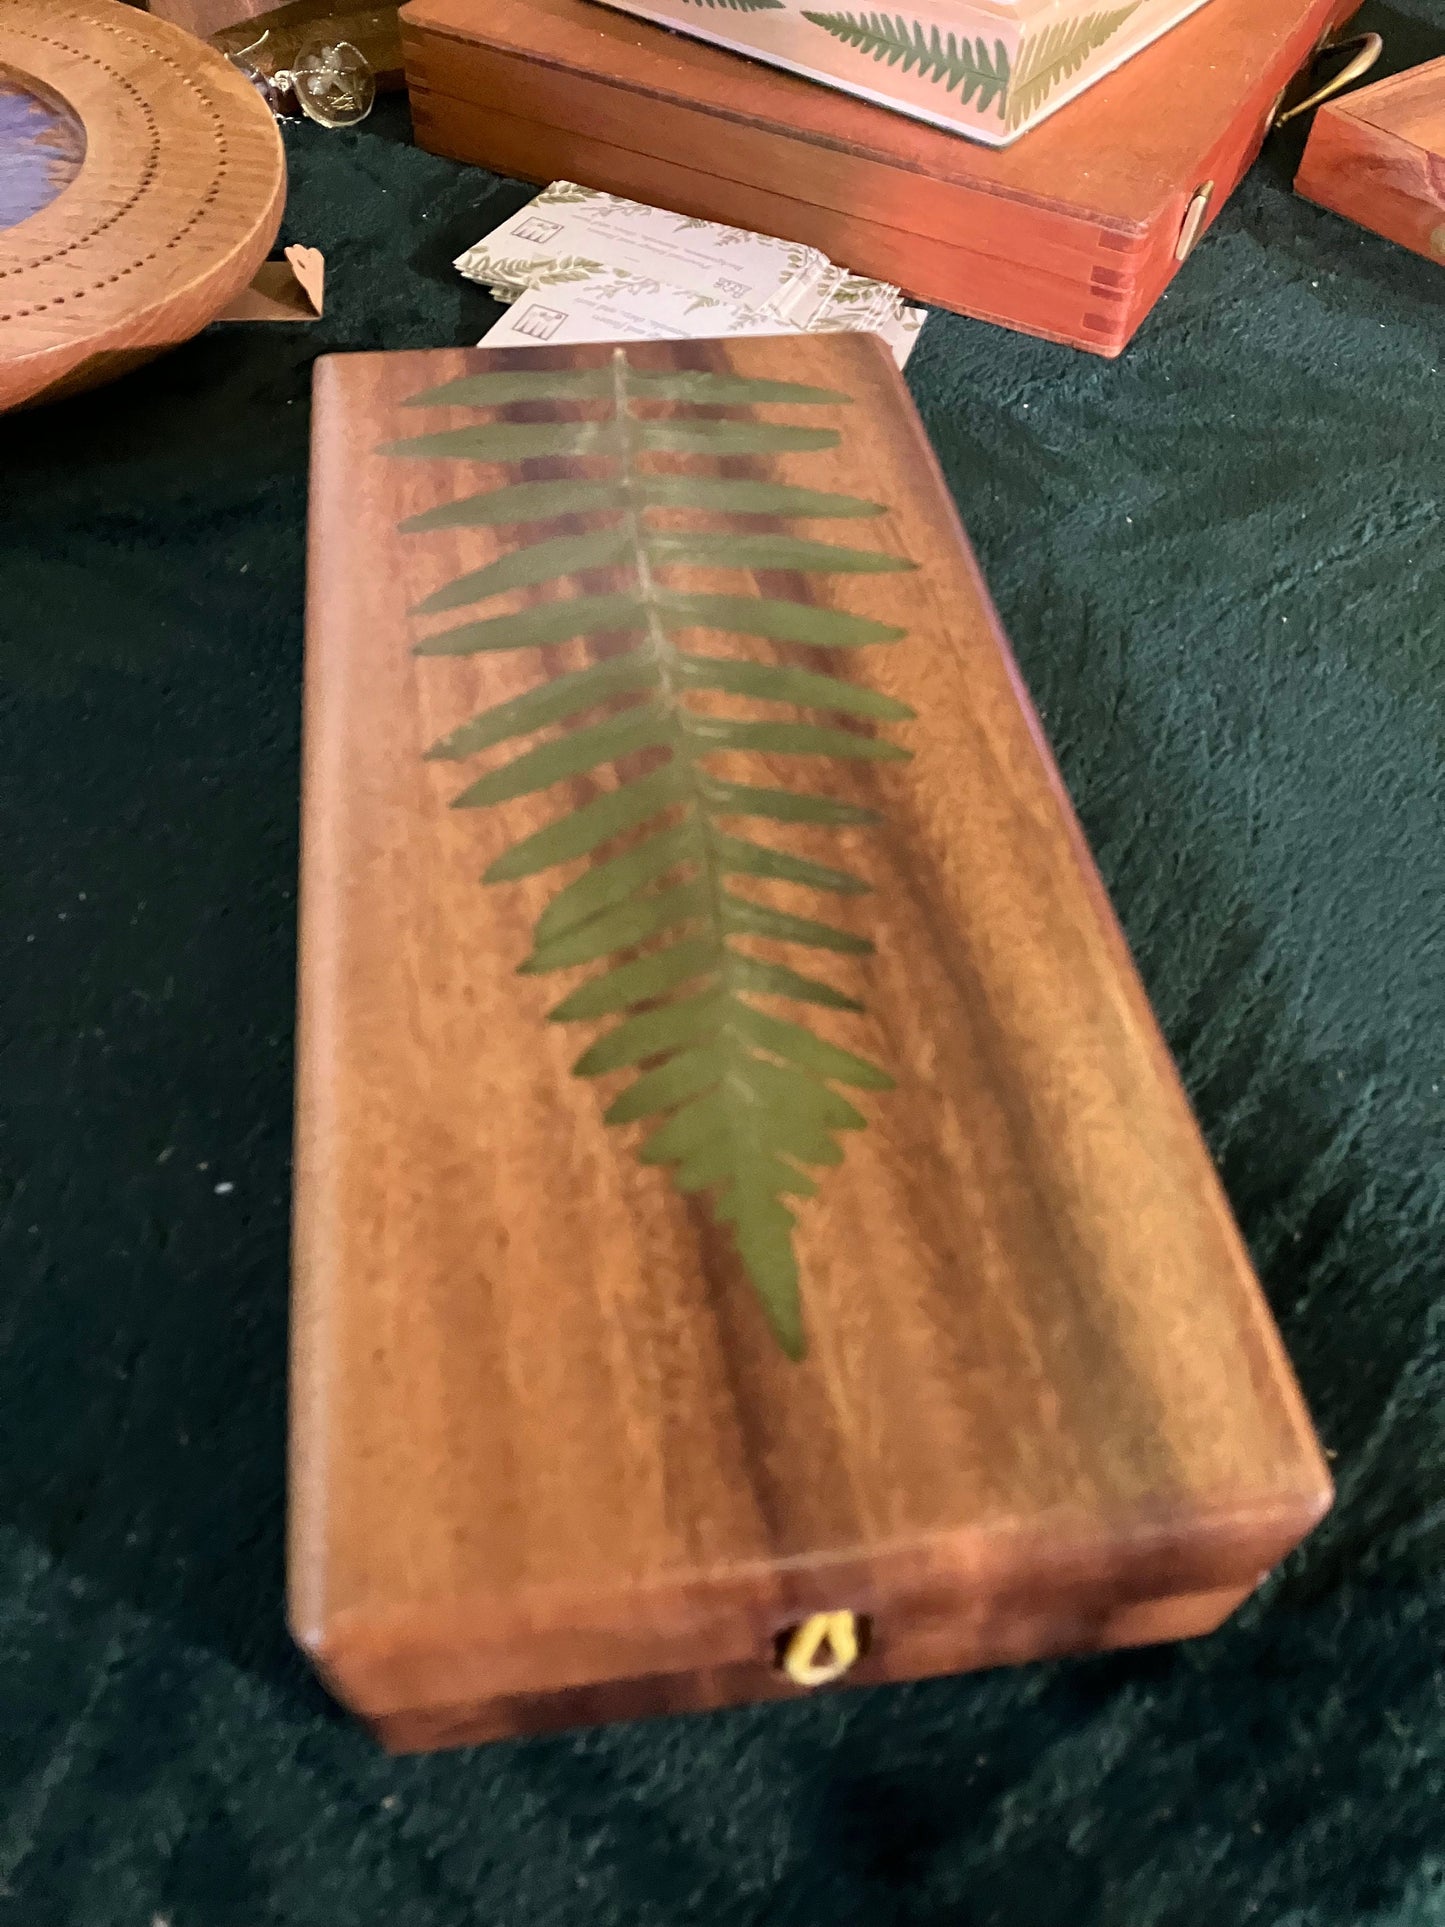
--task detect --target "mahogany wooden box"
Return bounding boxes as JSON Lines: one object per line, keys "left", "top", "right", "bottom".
{"left": 1295, "top": 55, "right": 1445, "bottom": 264}
{"left": 401, "top": 0, "right": 1360, "bottom": 357}
{"left": 292, "top": 333, "right": 1331, "bottom": 1753}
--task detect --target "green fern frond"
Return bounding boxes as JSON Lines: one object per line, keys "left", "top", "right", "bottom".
{"left": 454, "top": 253, "right": 606, "bottom": 291}
{"left": 386, "top": 350, "right": 915, "bottom": 1358}
{"left": 529, "top": 181, "right": 604, "bottom": 204}
{"left": 1006, "top": 5, "right": 1138, "bottom": 129}
{"left": 401, "top": 475, "right": 889, "bottom": 534}
{"left": 678, "top": 0, "right": 784, "bottom": 11}
{"left": 800, "top": 11, "right": 1009, "bottom": 116}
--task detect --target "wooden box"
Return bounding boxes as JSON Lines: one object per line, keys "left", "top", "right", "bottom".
{"left": 585, "top": 0, "right": 1212, "bottom": 148}
{"left": 291, "top": 332, "right": 1330, "bottom": 1752}
{"left": 402, "top": 0, "right": 1360, "bottom": 357}
{"left": 1295, "top": 55, "right": 1445, "bottom": 264}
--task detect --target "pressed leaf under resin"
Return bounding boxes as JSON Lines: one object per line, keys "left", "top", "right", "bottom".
{"left": 383, "top": 350, "right": 915, "bottom": 1357}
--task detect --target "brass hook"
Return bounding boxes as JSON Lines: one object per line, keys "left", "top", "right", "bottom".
{"left": 1274, "top": 32, "right": 1384, "bottom": 127}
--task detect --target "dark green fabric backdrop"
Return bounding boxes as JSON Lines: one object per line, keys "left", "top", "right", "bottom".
{"left": 2, "top": 6, "right": 1442, "bottom": 1920}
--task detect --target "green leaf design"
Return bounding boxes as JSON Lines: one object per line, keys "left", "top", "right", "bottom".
{"left": 635, "top": 418, "right": 840, "bottom": 456}
{"left": 639, "top": 475, "right": 887, "bottom": 519}
{"left": 685, "top": 716, "right": 907, "bottom": 761}
{"left": 416, "top": 592, "right": 649, "bottom": 657}
{"left": 382, "top": 420, "right": 606, "bottom": 463}
{"left": 676, "top": 654, "right": 915, "bottom": 723}
{"left": 646, "top": 530, "right": 914, "bottom": 574}
{"left": 389, "top": 350, "right": 916, "bottom": 1359}
{"left": 415, "top": 529, "right": 633, "bottom": 613}
{"left": 700, "top": 774, "right": 880, "bottom": 826}
{"left": 628, "top": 371, "right": 847, "bottom": 404}
{"left": 533, "top": 824, "right": 697, "bottom": 946}
{"left": 454, "top": 253, "right": 610, "bottom": 294}
{"left": 529, "top": 181, "right": 604, "bottom": 205}
{"left": 1007, "top": 5, "right": 1139, "bottom": 129}
{"left": 449, "top": 706, "right": 672, "bottom": 809}
{"left": 484, "top": 767, "right": 685, "bottom": 880}
{"left": 800, "top": 12, "right": 1010, "bottom": 116}
{"left": 404, "top": 474, "right": 890, "bottom": 535}
{"left": 678, "top": 0, "right": 785, "bottom": 10}
{"left": 661, "top": 590, "right": 905, "bottom": 649}
{"left": 548, "top": 939, "right": 716, "bottom": 1020}
{"left": 426, "top": 652, "right": 655, "bottom": 759}
{"left": 404, "top": 368, "right": 615, "bottom": 408}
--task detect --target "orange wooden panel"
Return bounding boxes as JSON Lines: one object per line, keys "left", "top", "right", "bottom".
{"left": 1296, "top": 55, "right": 1445, "bottom": 264}
{"left": 292, "top": 334, "right": 1331, "bottom": 1752}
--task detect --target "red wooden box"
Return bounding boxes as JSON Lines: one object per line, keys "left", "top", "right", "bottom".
{"left": 402, "top": 0, "right": 1361, "bottom": 356}
{"left": 1296, "top": 54, "right": 1445, "bottom": 264}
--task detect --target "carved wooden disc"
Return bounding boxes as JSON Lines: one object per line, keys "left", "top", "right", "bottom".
{"left": 0, "top": 0, "right": 286, "bottom": 411}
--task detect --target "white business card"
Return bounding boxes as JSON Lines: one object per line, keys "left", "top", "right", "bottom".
{"left": 480, "top": 276, "right": 926, "bottom": 366}
{"left": 480, "top": 276, "right": 792, "bottom": 349}
{"left": 457, "top": 181, "right": 834, "bottom": 326}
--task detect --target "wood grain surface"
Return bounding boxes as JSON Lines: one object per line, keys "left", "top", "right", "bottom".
{"left": 1295, "top": 55, "right": 1445, "bottom": 263}
{"left": 292, "top": 334, "right": 1331, "bottom": 1752}
{"left": 401, "top": 0, "right": 1360, "bottom": 357}
{"left": 0, "top": 0, "right": 285, "bottom": 412}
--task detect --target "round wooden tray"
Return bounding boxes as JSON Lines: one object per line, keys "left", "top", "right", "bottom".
{"left": 0, "top": 0, "right": 286, "bottom": 411}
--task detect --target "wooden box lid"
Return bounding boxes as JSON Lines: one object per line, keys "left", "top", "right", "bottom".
{"left": 291, "top": 333, "right": 1331, "bottom": 1753}
{"left": 1295, "top": 54, "right": 1445, "bottom": 264}
{"left": 402, "top": 0, "right": 1360, "bottom": 355}
{"left": 585, "top": 0, "right": 1213, "bottom": 148}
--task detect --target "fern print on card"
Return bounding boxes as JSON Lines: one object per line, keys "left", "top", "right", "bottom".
{"left": 586, "top": 0, "right": 1206, "bottom": 145}
{"left": 1005, "top": 6, "right": 1141, "bottom": 130}
{"left": 383, "top": 348, "right": 915, "bottom": 1358}
{"left": 799, "top": 15, "right": 1011, "bottom": 116}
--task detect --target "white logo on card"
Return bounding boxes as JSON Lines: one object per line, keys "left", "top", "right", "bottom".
{"left": 513, "top": 217, "right": 564, "bottom": 244}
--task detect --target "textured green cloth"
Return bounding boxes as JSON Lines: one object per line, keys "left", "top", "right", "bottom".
{"left": 2, "top": 5, "right": 1442, "bottom": 1916}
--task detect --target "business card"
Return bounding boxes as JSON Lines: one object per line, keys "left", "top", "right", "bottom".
{"left": 480, "top": 276, "right": 926, "bottom": 366}
{"left": 479, "top": 276, "right": 790, "bottom": 349}
{"left": 457, "top": 181, "right": 834, "bottom": 325}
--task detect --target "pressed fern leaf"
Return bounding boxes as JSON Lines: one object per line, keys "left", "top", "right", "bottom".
{"left": 799, "top": 11, "right": 1010, "bottom": 115}
{"left": 678, "top": 0, "right": 784, "bottom": 10}
{"left": 1006, "top": 5, "right": 1139, "bottom": 129}
{"left": 385, "top": 350, "right": 916, "bottom": 1359}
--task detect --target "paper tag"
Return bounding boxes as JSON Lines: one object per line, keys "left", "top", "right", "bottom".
{"left": 481, "top": 276, "right": 926, "bottom": 367}
{"left": 218, "top": 245, "right": 325, "bottom": 323}
{"left": 457, "top": 182, "right": 833, "bottom": 324}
